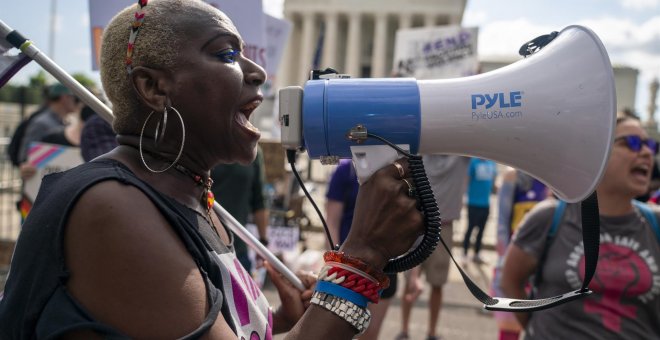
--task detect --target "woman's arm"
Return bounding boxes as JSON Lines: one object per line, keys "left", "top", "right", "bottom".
{"left": 500, "top": 244, "right": 538, "bottom": 328}
{"left": 496, "top": 169, "right": 516, "bottom": 255}
{"left": 286, "top": 159, "right": 424, "bottom": 338}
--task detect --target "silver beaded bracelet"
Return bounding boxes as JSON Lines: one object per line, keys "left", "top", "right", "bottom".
{"left": 311, "top": 291, "right": 372, "bottom": 337}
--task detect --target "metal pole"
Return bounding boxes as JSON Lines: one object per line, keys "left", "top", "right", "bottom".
{"left": 0, "top": 18, "right": 305, "bottom": 291}
{"left": 213, "top": 204, "right": 304, "bottom": 290}
{"left": 48, "top": 0, "right": 57, "bottom": 60}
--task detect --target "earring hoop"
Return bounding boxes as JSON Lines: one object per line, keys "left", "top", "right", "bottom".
{"left": 154, "top": 106, "right": 168, "bottom": 147}
{"left": 139, "top": 105, "right": 186, "bottom": 173}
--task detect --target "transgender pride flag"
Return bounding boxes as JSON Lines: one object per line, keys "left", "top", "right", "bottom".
{"left": 27, "top": 143, "right": 67, "bottom": 169}
{"left": 0, "top": 37, "right": 31, "bottom": 88}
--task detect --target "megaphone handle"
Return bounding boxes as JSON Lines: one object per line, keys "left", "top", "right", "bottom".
{"left": 382, "top": 154, "right": 442, "bottom": 273}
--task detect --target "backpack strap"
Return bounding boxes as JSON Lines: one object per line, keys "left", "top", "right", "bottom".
{"left": 632, "top": 200, "right": 660, "bottom": 243}
{"left": 549, "top": 200, "right": 567, "bottom": 238}
{"left": 531, "top": 200, "right": 567, "bottom": 295}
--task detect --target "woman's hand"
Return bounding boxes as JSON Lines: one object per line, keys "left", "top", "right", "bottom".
{"left": 265, "top": 261, "right": 316, "bottom": 334}
{"left": 341, "top": 158, "right": 425, "bottom": 269}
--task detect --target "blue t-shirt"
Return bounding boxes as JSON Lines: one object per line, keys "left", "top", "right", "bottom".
{"left": 325, "top": 160, "right": 359, "bottom": 244}
{"left": 466, "top": 158, "right": 497, "bottom": 207}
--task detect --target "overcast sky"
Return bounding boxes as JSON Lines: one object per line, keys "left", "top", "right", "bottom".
{"left": 1, "top": 0, "right": 658, "bottom": 119}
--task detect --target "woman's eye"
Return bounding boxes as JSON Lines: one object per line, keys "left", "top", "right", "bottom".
{"left": 216, "top": 49, "right": 239, "bottom": 63}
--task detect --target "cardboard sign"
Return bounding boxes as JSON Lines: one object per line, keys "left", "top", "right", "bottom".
{"left": 393, "top": 26, "right": 479, "bottom": 79}
{"left": 246, "top": 223, "right": 300, "bottom": 253}
{"left": 263, "top": 14, "right": 292, "bottom": 97}
{"left": 24, "top": 142, "right": 84, "bottom": 202}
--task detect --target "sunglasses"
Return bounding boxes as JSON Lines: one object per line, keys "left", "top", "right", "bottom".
{"left": 615, "top": 135, "right": 659, "bottom": 155}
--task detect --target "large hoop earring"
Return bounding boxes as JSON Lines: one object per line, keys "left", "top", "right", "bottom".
{"left": 154, "top": 106, "right": 168, "bottom": 147}
{"left": 139, "top": 105, "right": 186, "bottom": 173}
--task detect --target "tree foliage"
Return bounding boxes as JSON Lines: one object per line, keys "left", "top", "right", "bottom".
{"left": 0, "top": 71, "right": 98, "bottom": 104}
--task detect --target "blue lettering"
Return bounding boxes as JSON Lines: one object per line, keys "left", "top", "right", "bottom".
{"left": 471, "top": 91, "right": 523, "bottom": 109}
{"left": 510, "top": 91, "right": 522, "bottom": 107}
{"left": 471, "top": 94, "right": 485, "bottom": 109}
{"left": 459, "top": 31, "right": 471, "bottom": 44}
{"left": 499, "top": 92, "right": 510, "bottom": 108}
{"left": 485, "top": 93, "right": 498, "bottom": 109}
{"left": 445, "top": 37, "right": 457, "bottom": 47}
{"left": 423, "top": 43, "right": 432, "bottom": 53}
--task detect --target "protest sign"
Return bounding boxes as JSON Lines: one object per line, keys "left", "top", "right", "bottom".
{"left": 23, "top": 142, "right": 83, "bottom": 202}
{"left": 263, "top": 14, "right": 292, "bottom": 97}
{"left": 246, "top": 223, "right": 300, "bottom": 253}
{"left": 393, "top": 26, "right": 479, "bottom": 79}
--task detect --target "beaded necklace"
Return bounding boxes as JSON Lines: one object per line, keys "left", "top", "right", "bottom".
{"left": 173, "top": 163, "right": 220, "bottom": 237}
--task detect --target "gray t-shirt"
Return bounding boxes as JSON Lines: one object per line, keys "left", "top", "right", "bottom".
{"left": 514, "top": 199, "right": 660, "bottom": 340}
{"left": 423, "top": 155, "right": 470, "bottom": 221}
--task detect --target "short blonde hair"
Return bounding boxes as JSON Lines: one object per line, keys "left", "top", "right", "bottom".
{"left": 100, "top": 0, "right": 219, "bottom": 135}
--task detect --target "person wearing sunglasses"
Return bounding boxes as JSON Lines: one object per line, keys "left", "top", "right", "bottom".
{"left": 615, "top": 135, "right": 659, "bottom": 155}
{"left": 500, "top": 115, "right": 660, "bottom": 339}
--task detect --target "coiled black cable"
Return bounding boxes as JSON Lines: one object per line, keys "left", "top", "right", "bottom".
{"left": 365, "top": 133, "right": 443, "bottom": 273}
{"left": 286, "top": 132, "right": 443, "bottom": 273}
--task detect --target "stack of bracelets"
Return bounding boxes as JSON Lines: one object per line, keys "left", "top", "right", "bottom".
{"left": 310, "top": 250, "right": 391, "bottom": 336}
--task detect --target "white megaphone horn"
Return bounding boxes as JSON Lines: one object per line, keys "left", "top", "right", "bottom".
{"left": 280, "top": 25, "right": 616, "bottom": 204}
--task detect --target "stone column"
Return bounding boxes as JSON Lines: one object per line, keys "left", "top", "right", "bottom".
{"left": 399, "top": 13, "right": 413, "bottom": 30}
{"left": 371, "top": 13, "right": 388, "bottom": 78}
{"left": 346, "top": 12, "right": 362, "bottom": 77}
{"left": 277, "top": 11, "right": 296, "bottom": 89}
{"left": 424, "top": 13, "right": 436, "bottom": 27}
{"left": 299, "top": 11, "right": 317, "bottom": 84}
{"left": 647, "top": 78, "right": 659, "bottom": 130}
{"left": 322, "top": 12, "right": 339, "bottom": 70}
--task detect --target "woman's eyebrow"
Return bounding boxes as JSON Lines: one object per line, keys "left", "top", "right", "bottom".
{"left": 201, "top": 31, "right": 241, "bottom": 50}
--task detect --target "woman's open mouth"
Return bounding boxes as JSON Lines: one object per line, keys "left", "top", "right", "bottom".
{"left": 236, "top": 99, "right": 262, "bottom": 135}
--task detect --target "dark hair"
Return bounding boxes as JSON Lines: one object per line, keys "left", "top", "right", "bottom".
{"left": 616, "top": 115, "right": 640, "bottom": 126}
{"left": 620, "top": 107, "right": 637, "bottom": 118}
{"left": 80, "top": 106, "right": 97, "bottom": 122}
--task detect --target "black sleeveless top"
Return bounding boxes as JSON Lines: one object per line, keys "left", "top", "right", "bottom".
{"left": 0, "top": 159, "right": 271, "bottom": 339}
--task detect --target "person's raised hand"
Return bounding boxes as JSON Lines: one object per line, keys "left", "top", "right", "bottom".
{"left": 340, "top": 158, "right": 424, "bottom": 269}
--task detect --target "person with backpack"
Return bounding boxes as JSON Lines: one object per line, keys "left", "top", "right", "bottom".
{"left": 13, "top": 83, "right": 77, "bottom": 179}
{"left": 500, "top": 115, "right": 660, "bottom": 339}
{"left": 7, "top": 83, "right": 78, "bottom": 220}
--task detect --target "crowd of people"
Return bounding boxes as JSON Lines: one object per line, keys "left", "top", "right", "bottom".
{"left": 0, "top": 0, "right": 659, "bottom": 339}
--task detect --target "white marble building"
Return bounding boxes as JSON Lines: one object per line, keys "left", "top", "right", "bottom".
{"left": 277, "top": 0, "right": 468, "bottom": 87}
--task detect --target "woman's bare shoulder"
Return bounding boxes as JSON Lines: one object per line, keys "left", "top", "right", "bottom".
{"left": 63, "top": 180, "right": 215, "bottom": 337}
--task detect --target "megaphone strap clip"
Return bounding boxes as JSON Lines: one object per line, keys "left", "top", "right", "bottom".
{"left": 484, "top": 289, "right": 592, "bottom": 312}
{"left": 347, "top": 124, "right": 368, "bottom": 143}
{"left": 519, "top": 31, "right": 559, "bottom": 57}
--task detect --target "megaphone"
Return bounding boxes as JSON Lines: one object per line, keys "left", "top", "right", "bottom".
{"left": 280, "top": 25, "right": 616, "bottom": 204}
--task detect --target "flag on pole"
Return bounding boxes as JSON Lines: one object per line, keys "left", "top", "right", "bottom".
{"left": 0, "top": 37, "right": 31, "bottom": 88}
